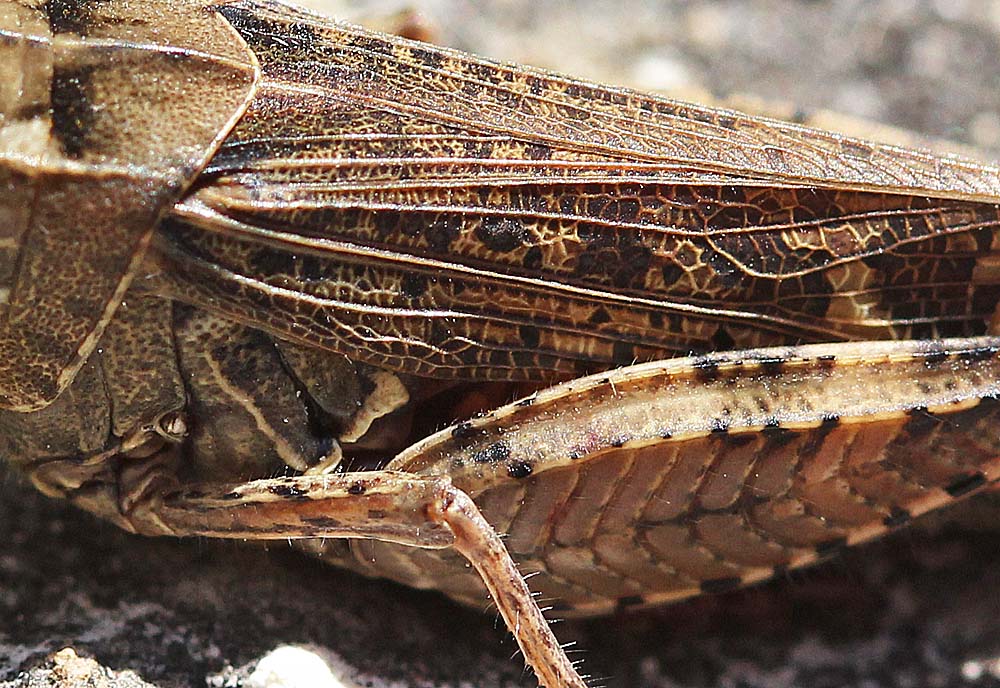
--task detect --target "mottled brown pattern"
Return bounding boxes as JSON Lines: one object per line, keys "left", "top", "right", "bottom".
{"left": 2, "top": 1, "right": 1000, "bottom": 686}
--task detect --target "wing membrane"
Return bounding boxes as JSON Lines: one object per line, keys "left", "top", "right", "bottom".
{"left": 154, "top": 0, "right": 1000, "bottom": 379}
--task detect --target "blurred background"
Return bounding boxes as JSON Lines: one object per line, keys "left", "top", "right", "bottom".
{"left": 302, "top": 0, "right": 1000, "bottom": 156}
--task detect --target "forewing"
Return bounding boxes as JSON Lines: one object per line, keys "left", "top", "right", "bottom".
{"left": 154, "top": 0, "right": 1000, "bottom": 380}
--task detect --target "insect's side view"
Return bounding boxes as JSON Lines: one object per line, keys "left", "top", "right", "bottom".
{"left": 2, "top": 1, "right": 1000, "bottom": 685}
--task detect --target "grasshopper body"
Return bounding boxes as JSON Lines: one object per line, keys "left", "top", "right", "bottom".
{"left": 2, "top": 2, "right": 999, "bottom": 685}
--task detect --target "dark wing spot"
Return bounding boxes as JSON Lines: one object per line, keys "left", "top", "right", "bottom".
{"left": 700, "top": 577, "right": 742, "bottom": 594}
{"left": 50, "top": 65, "right": 97, "bottom": 158}
{"left": 616, "top": 595, "right": 645, "bottom": 610}
{"left": 410, "top": 46, "right": 444, "bottom": 69}
{"left": 451, "top": 421, "right": 476, "bottom": 440}
{"left": 304, "top": 516, "right": 343, "bottom": 529}
{"left": 612, "top": 341, "right": 635, "bottom": 366}
{"left": 588, "top": 307, "right": 612, "bottom": 325}
{"left": 217, "top": 4, "right": 320, "bottom": 53}
{"left": 476, "top": 216, "right": 528, "bottom": 253}
{"left": 814, "top": 536, "right": 847, "bottom": 558}
{"left": 399, "top": 273, "right": 429, "bottom": 299}
{"left": 44, "top": 0, "right": 104, "bottom": 35}
{"left": 883, "top": 506, "right": 911, "bottom": 527}
{"left": 250, "top": 249, "right": 298, "bottom": 278}
{"left": 518, "top": 324, "right": 541, "bottom": 349}
{"left": 904, "top": 406, "right": 941, "bottom": 437}
{"left": 524, "top": 143, "right": 552, "bottom": 160}
{"left": 944, "top": 472, "right": 987, "bottom": 498}
{"left": 523, "top": 245, "right": 543, "bottom": 270}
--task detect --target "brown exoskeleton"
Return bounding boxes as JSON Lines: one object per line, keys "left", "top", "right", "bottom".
{"left": 2, "top": 1, "right": 999, "bottom": 685}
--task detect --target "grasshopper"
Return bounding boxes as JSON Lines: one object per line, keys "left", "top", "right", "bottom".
{"left": 2, "top": 1, "right": 999, "bottom": 685}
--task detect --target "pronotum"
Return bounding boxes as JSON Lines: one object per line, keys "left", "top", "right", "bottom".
{"left": 2, "top": 2, "right": 999, "bottom": 686}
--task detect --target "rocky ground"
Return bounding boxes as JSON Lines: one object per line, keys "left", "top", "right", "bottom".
{"left": 5, "top": 1, "right": 1000, "bottom": 687}
{"left": 3, "top": 470, "right": 1000, "bottom": 688}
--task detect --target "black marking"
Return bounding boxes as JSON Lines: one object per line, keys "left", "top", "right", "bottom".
{"left": 515, "top": 394, "right": 537, "bottom": 407}
{"left": 476, "top": 216, "right": 528, "bottom": 253}
{"left": 922, "top": 349, "right": 949, "bottom": 368}
{"left": 303, "top": 516, "right": 342, "bottom": 530}
{"left": 693, "top": 356, "right": 720, "bottom": 382}
{"left": 722, "top": 433, "right": 756, "bottom": 447}
{"left": 840, "top": 139, "right": 873, "bottom": 160}
{"left": 511, "top": 348, "right": 535, "bottom": 369}
{"left": 762, "top": 423, "right": 797, "bottom": 447}
{"left": 612, "top": 341, "right": 635, "bottom": 367}
{"left": 944, "top": 472, "right": 987, "bottom": 498}
{"left": 522, "top": 245, "right": 543, "bottom": 270}
{"left": 709, "top": 417, "right": 730, "bottom": 434}
{"left": 410, "top": 46, "right": 444, "bottom": 70}
{"left": 50, "top": 65, "right": 96, "bottom": 159}
{"left": 268, "top": 483, "right": 309, "bottom": 500}
{"left": 347, "top": 481, "right": 366, "bottom": 496}
{"left": 524, "top": 143, "right": 552, "bottom": 160}
{"left": 814, "top": 536, "right": 848, "bottom": 558}
{"left": 904, "top": 406, "right": 941, "bottom": 436}
{"left": 451, "top": 421, "right": 477, "bottom": 440}
{"left": 426, "top": 215, "right": 462, "bottom": 252}
{"left": 547, "top": 601, "right": 573, "bottom": 613}
{"left": 660, "top": 261, "right": 685, "bottom": 287}
{"left": 616, "top": 595, "right": 645, "bottom": 610}
{"left": 958, "top": 345, "right": 997, "bottom": 363}
{"left": 218, "top": 4, "right": 320, "bottom": 53}
{"left": 44, "top": 0, "right": 105, "bottom": 35}
{"left": 820, "top": 413, "right": 841, "bottom": 427}
{"left": 588, "top": 307, "right": 612, "bottom": 325}
{"left": 518, "top": 324, "right": 541, "bottom": 349}
{"left": 471, "top": 440, "right": 512, "bottom": 465}
{"left": 222, "top": 491, "right": 242, "bottom": 500}
{"left": 700, "top": 577, "right": 742, "bottom": 594}
{"left": 399, "top": 273, "right": 429, "bottom": 299}
{"left": 883, "top": 506, "right": 911, "bottom": 527}
{"left": 298, "top": 255, "right": 325, "bottom": 281}
{"left": 756, "top": 356, "right": 786, "bottom": 376}
{"left": 507, "top": 460, "right": 533, "bottom": 479}
{"left": 250, "top": 248, "right": 298, "bottom": 278}
{"left": 710, "top": 327, "right": 736, "bottom": 351}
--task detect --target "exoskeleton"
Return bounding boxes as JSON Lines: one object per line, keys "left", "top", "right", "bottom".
{"left": 2, "top": 2, "right": 1000, "bottom": 685}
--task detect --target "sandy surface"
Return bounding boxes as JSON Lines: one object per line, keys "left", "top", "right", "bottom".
{"left": 4, "top": 2, "right": 1000, "bottom": 687}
